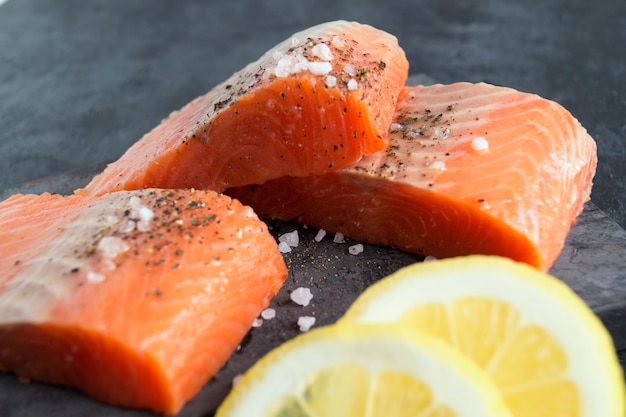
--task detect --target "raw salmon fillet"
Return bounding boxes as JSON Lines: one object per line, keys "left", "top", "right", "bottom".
{"left": 0, "top": 189, "right": 288, "bottom": 414}
{"left": 227, "top": 82, "right": 598, "bottom": 271}
{"left": 78, "top": 20, "right": 408, "bottom": 197}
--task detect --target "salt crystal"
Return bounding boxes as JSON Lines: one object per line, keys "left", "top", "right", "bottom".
{"left": 424, "top": 255, "right": 437, "bottom": 262}
{"left": 472, "top": 136, "right": 489, "bottom": 151}
{"left": 297, "top": 316, "right": 316, "bottom": 332}
{"left": 290, "top": 287, "right": 313, "bottom": 306}
{"left": 347, "top": 78, "right": 358, "bottom": 91}
{"left": 331, "top": 35, "right": 346, "bottom": 48}
{"left": 118, "top": 219, "right": 136, "bottom": 234}
{"left": 343, "top": 64, "right": 356, "bottom": 76}
{"left": 390, "top": 123, "right": 404, "bottom": 132}
{"left": 306, "top": 61, "right": 333, "bottom": 76}
{"left": 431, "top": 161, "right": 446, "bottom": 170}
{"left": 97, "top": 236, "right": 130, "bottom": 259}
{"left": 104, "top": 215, "right": 119, "bottom": 226}
{"left": 333, "top": 232, "right": 346, "bottom": 243}
{"left": 252, "top": 318, "right": 263, "bottom": 328}
{"left": 261, "top": 308, "right": 276, "bottom": 320}
{"left": 278, "top": 230, "right": 299, "bottom": 248}
{"left": 314, "top": 229, "right": 327, "bottom": 242}
{"left": 87, "top": 271, "right": 105, "bottom": 283}
{"left": 312, "top": 42, "right": 334, "bottom": 61}
{"left": 348, "top": 244, "right": 364, "bottom": 255}
{"left": 232, "top": 374, "right": 243, "bottom": 387}
{"left": 325, "top": 75, "right": 337, "bottom": 88}
{"left": 278, "top": 241, "right": 292, "bottom": 253}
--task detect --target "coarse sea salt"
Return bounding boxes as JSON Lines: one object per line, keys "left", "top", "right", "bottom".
{"left": 278, "top": 241, "right": 292, "bottom": 253}
{"left": 87, "top": 271, "right": 105, "bottom": 283}
{"left": 347, "top": 78, "right": 358, "bottom": 91}
{"left": 306, "top": 61, "right": 333, "bottom": 76}
{"left": 252, "top": 318, "right": 263, "bottom": 328}
{"left": 431, "top": 161, "right": 446, "bottom": 171}
{"left": 96, "top": 236, "right": 130, "bottom": 259}
{"left": 261, "top": 308, "right": 276, "bottom": 320}
{"left": 348, "top": 243, "right": 364, "bottom": 255}
{"left": 333, "top": 232, "right": 346, "bottom": 244}
{"left": 424, "top": 255, "right": 437, "bottom": 262}
{"left": 325, "top": 75, "right": 337, "bottom": 88}
{"left": 232, "top": 374, "right": 243, "bottom": 387}
{"left": 472, "top": 136, "right": 489, "bottom": 151}
{"left": 290, "top": 287, "right": 313, "bottom": 306}
{"left": 314, "top": 229, "right": 327, "bottom": 242}
{"left": 331, "top": 35, "right": 346, "bottom": 48}
{"left": 278, "top": 230, "right": 299, "bottom": 248}
{"left": 298, "top": 316, "right": 316, "bottom": 332}
{"left": 390, "top": 123, "right": 404, "bottom": 132}
{"left": 312, "top": 42, "right": 334, "bottom": 61}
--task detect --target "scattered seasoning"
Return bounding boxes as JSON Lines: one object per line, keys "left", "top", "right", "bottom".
{"left": 290, "top": 287, "right": 313, "bottom": 306}
{"left": 297, "top": 316, "right": 316, "bottom": 332}
{"left": 333, "top": 232, "right": 346, "bottom": 243}
{"left": 278, "top": 230, "right": 300, "bottom": 248}
{"left": 261, "top": 308, "right": 276, "bottom": 320}
{"left": 472, "top": 136, "right": 489, "bottom": 151}
{"left": 348, "top": 244, "right": 364, "bottom": 255}
{"left": 314, "top": 229, "right": 327, "bottom": 242}
{"left": 152, "top": 287, "right": 163, "bottom": 297}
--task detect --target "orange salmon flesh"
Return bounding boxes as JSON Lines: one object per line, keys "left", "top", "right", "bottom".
{"left": 227, "top": 83, "right": 597, "bottom": 271}
{"left": 0, "top": 189, "right": 288, "bottom": 414}
{"left": 78, "top": 20, "right": 408, "bottom": 197}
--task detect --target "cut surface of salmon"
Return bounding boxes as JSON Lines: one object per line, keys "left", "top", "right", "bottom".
{"left": 0, "top": 189, "right": 288, "bottom": 414}
{"left": 227, "top": 82, "right": 597, "bottom": 271}
{"left": 78, "top": 20, "right": 408, "bottom": 197}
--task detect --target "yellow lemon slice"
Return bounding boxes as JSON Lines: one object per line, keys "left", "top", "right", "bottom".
{"left": 341, "top": 255, "right": 625, "bottom": 417}
{"left": 215, "top": 323, "right": 513, "bottom": 417}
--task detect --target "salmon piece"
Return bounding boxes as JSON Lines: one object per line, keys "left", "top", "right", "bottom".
{"left": 0, "top": 189, "right": 288, "bottom": 414}
{"left": 78, "top": 20, "right": 408, "bottom": 197}
{"left": 227, "top": 82, "right": 597, "bottom": 271}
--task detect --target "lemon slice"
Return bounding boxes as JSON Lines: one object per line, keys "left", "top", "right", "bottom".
{"left": 341, "top": 255, "right": 625, "bottom": 417}
{"left": 215, "top": 323, "right": 513, "bottom": 417}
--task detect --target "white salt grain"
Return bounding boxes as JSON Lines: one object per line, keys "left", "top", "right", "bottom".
{"left": 252, "top": 318, "right": 263, "bottom": 328}
{"left": 87, "top": 271, "right": 105, "bottom": 283}
{"left": 278, "top": 230, "right": 299, "bottom": 248}
{"left": 306, "top": 61, "right": 333, "bottom": 75}
{"left": 390, "top": 123, "right": 404, "bottom": 132}
{"left": 278, "top": 241, "right": 292, "bottom": 253}
{"left": 331, "top": 35, "right": 346, "bottom": 48}
{"left": 312, "top": 42, "right": 334, "bottom": 61}
{"left": 232, "top": 374, "right": 243, "bottom": 387}
{"left": 297, "top": 316, "right": 316, "bottom": 332}
{"left": 97, "top": 236, "right": 130, "bottom": 259}
{"left": 325, "top": 75, "right": 337, "bottom": 88}
{"left": 314, "top": 229, "right": 327, "bottom": 242}
{"left": 261, "top": 308, "right": 276, "bottom": 320}
{"left": 343, "top": 64, "right": 356, "bottom": 76}
{"left": 424, "top": 255, "right": 437, "bottom": 262}
{"left": 333, "top": 232, "right": 346, "bottom": 243}
{"left": 290, "top": 287, "right": 313, "bottom": 306}
{"left": 431, "top": 161, "right": 446, "bottom": 170}
{"left": 347, "top": 78, "right": 358, "bottom": 91}
{"left": 472, "top": 136, "right": 489, "bottom": 151}
{"left": 348, "top": 244, "right": 364, "bottom": 255}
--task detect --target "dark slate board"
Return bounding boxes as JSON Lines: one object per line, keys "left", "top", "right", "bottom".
{"left": 0, "top": 167, "right": 624, "bottom": 417}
